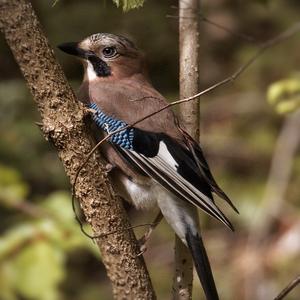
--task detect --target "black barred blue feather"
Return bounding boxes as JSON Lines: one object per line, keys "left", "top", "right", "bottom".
{"left": 89, "top": 102, "right": 235, "bottom": 231}
{"left": 89, "top": 102, "right": 134, "bottom": 150}
{"left": 60, "top": 33, "right": 239, "bottom": 300}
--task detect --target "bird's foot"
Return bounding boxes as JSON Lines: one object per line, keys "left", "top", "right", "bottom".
{"left": 137, "top": 226, "right": 154, "bottom": 256}
{"left": 104, "top": 163, "right": 114, "bottom": 174}
{"left": 136, "top": 212, "right": 163, "bottom": 256}
{"left": 86, "top": 108, "right": 97, "bottom": 114}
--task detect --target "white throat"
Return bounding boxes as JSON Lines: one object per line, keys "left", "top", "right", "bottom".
{"left": 86, "top": 61, "right": 97, "bottom": 81}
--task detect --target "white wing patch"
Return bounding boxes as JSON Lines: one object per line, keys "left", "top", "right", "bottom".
{"left": 124, "top": 146, "right": 233, "bottom": 230}
{"left": 157, "top": 141, "right": 178, "bottom": 170}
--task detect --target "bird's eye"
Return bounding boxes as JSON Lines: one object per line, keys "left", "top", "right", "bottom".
{"left": 102, "top": 46, "right": 117, "bottom": 58}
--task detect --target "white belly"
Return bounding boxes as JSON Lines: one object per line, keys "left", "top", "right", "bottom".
{"left": 115, "top": 173, "right": 199, "bottom": 244}
{"left": 118, "top": 175, "right": 158, "bottom": 210}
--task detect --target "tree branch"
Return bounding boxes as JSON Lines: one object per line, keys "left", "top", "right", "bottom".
{"left": 244, "top": 110, "right": 300, "bottom": 300}
{"left": 172, "top": 0, "right": 200, "bottom": 299}
{"left": 255, "top": 110, "right": 300, "bottom": 236}
{"left": 71, "top": 20, "right": 300, "bottom": 241}
{"left": 274, "top": 275, "right": 300, "bottom": 300}
{"left": 0, "top": 1, "right": 155, "bottom": 299}
{"left": 77, "top": 20, "right": 300, "bottom": 164}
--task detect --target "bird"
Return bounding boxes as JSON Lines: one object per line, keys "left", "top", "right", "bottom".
{"left": 58, "top": 33, "right": 238, "bottom": 300}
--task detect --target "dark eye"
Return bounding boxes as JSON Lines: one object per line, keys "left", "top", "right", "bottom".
{"left": 102, "top": 46, "right": 117, "bottom": 58}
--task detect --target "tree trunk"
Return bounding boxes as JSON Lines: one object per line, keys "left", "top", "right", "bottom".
{"left": 173, "top": 0, "right": 200, "bottom": 299}
{"left": 0, "top": 1, "right": 155, "bottom": 299}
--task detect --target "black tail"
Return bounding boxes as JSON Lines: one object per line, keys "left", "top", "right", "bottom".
{"left": 186, "top": 230, "right": 219, "bottom": 300}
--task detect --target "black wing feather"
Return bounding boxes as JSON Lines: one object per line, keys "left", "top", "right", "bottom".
{"left": 116, "top": 129, "right": 234, "bottom": 230}
{"left": 186, "top": 230, "right": 220, "bottom": 300}
{"left": 178, "top": 127, "right": 238, "bottom": 212}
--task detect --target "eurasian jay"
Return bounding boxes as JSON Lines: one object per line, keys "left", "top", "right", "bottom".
{"left": 58, "top": 33, "right": 238, "bottom": 300}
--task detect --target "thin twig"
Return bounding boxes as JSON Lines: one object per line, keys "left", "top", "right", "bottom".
{"left": 200, "top": 14, "right": 256, "bottom": 42}
{"left": 167, "top": 13, "right": 256, "bottom": 43}
{"left": 274, "top": 275, "right": 300, "bottom": 300}
{"left": 4, "top": 199, "right": 49, "bottom": 218}
{"left": 169, "top": 2, "right": 256, "bottom": 43}
{"left": 96, "top": 221, "right": 162, "bottom": 239}
{"left": 72, "top": 21, "right": 300, "bottom": 240}
{"left": 75, "top": 215, "right": 161, "bottom": 240}
{"left": 52, "top": 0, "right": 59, "bottom": 7}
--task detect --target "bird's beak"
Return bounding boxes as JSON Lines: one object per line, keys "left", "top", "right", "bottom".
{"left": 57, "top": 42, "right": 87, "bottom": 58}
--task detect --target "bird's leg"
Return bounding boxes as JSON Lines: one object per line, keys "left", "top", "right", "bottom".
{"left": 86, "top": 107, "right": 97, "bottom": 114}
{"left": 137, "top": 212, "right": 163, "bottom": 256}
{"left": 104, "top": 163, "right": 114, "bottom": 174}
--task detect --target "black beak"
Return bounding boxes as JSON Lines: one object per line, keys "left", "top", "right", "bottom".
{"left": 57, "top": 42, "right": 87, "bottom": 58}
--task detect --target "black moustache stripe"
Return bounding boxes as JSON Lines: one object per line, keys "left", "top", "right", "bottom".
{"left": 88, "top": 55, "right": 111, "bottom": 77}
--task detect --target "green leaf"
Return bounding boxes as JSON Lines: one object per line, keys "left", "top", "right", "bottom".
{"left": 0, "top": 262, "right": 16, "bottom": 300}
{"left": 52, "top": 0, "right": 59, "bottom": 7}
{"left": 13, "top": 241, "right": 64, "bottom": 300}
{"left": 112, "top": 0, "right": 145, "bottom": 11}
{"left": 267, "top": 77, "right": 300, "bottom": 114}
{"left": 0, "top": 223, "right": 36, "bottom": 260}
{"left": 0, "top": 190, "right": 100, "bottom": 299}
{"left": 42, "top": 191, "right": 75, "bottom": 222}
{"left": 0, "top": 165, "right": 28, "bottom": 206}
{"left": 41, "top": 192, "right": 98, "bottom": 253}
{"left": 0, "top": 223, "right": 65, "bottom": 300}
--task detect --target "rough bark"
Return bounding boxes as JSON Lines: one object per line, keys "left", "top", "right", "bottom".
{"left": 178, "top": 0, "right": 200, "bottom": 140}
{"left": 0, "top": 1, "right": 155, "bottom": 299}
{"left": 173, "top": 0, "right": 200, "bottom": 299}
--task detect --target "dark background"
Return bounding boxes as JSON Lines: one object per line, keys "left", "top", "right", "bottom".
{"left": 0, "top": 0, "right": 299, "bottom": 299}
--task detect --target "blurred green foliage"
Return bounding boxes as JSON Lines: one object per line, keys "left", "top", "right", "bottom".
{"left": 0, "top": 165, "right": 29, "bottom": 206}
{"left": 112, "top": 0, "right": 145, "bottom": 11}
{"left": 267, "top": 75, "right": 300, "bottom": 114}
{"left": 0, "top": 0, "right": 300, "bottom": 299}
{"left": 0, "top": 167, "right": 98, "bottom": 300}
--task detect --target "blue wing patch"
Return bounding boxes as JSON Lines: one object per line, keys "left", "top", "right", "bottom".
{"left": 89, "top": 102, "right": 134, "bottom": 150}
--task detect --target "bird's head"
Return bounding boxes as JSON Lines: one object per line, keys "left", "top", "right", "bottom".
{"left": 58, "top": 33, "right": 146, "bottom": 81}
